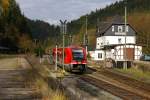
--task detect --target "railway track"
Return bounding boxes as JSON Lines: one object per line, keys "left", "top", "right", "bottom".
{"left": 49, "top": 62, "right": 150, "bottom": 99}
{"left": 77, "top": 67, "right": 150, "bottom": 100}
{"left": 89, "top": 67, "right": 150, "bottom": 93}
{"left": 44, "top": 56, "right": 150, "bottom": 99}
{"left": 80, "top": 74, "right": 148, "bottom": 100}
{"left": 100, "top": 69, "right": 150, "bottom": 93}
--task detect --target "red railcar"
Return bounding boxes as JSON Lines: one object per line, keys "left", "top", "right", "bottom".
{"left": 52, "top": 46, "right": 87, "bottom": 72}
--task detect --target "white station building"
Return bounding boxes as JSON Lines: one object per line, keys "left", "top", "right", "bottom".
{"left": 89, "top": 16, "right": 142, "bottom": 66}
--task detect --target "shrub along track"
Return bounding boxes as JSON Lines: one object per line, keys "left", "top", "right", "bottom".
{"left": 79, "top": 68, "right": 150, "bottom": 100}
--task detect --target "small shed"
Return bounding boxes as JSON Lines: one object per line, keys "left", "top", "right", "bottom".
{"left": 89, "top": 50, "right": 105, "bottom": 61}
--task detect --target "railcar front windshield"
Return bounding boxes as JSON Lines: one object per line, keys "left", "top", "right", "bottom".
{"left": 72, "top": 49, "right": 84, "bottom": 61}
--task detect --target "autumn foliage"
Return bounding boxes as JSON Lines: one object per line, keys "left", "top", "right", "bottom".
{"left": 0, "top": 0, "right": 32, "bottom": 52}
{"left": 128, "top": 13, "right": 150, "bottom": 53}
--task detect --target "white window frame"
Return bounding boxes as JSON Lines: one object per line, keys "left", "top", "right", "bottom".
{"left": 125, "top": 26, "right": 129, "bottom": 32}
{"left": 118, "top": 26, "right": 123, "bottom": 32}
{"left": 112, "top": 26, "right": 115, "bottom": 32}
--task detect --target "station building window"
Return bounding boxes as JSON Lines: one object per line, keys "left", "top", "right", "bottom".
{"left": 98, "top": 53, "right": 102, "bottom": 59}
{"left": 118, "top": 38, "right": 122, "bottom": 44}
{"left": 118, "top": 26, "right": 123, "bottom": 32}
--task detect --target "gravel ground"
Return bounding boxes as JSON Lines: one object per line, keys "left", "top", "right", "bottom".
{"left": 45, "top": 55, "right": 121, "bottom": 100}
{"left": 61, "top": 74, "right": 121, "bottom": 100}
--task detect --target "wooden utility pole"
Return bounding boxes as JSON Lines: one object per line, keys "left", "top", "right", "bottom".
{"left": 69, "top": 34, "right": 72, "bottom": 45}
{"left": 84, "top": 15, "right": 88, "bottom": 55}
{"left": 124, "top": 1, "right": 128, "bottom": 70}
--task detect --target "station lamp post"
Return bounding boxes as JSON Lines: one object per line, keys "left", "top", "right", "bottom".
{"left": 60, "top": 20, "right": 67, "bottom": 73}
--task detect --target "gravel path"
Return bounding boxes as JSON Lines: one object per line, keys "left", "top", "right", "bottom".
{"left": 0, "top": 57, "right": 41, "bottom": 100}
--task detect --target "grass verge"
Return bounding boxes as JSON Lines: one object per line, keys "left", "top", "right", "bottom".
{"left": 115, "top": 67, "right": 150, "bottom": 84}
{"left": 25, "top": 56, "right": 67, "bottom": 100}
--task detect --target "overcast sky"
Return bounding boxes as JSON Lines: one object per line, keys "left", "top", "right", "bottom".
{"left": 16, "top": 0, "right": 120, "bottom": 25}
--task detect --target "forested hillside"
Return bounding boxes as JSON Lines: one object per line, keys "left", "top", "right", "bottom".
{"left": 68, "top": 0, "right": 150, "bottom": 53}
{"left": 0, "top": 0, "right": 150, "bottom": 53}
{"left": 0, "top": 0, "right": 60, "bottom": 52}
{"left": 27, "top": 19, "right": 60, "bottom": 41}
{"left": 0, "top": 0, "right": 32, "bottom": 51}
